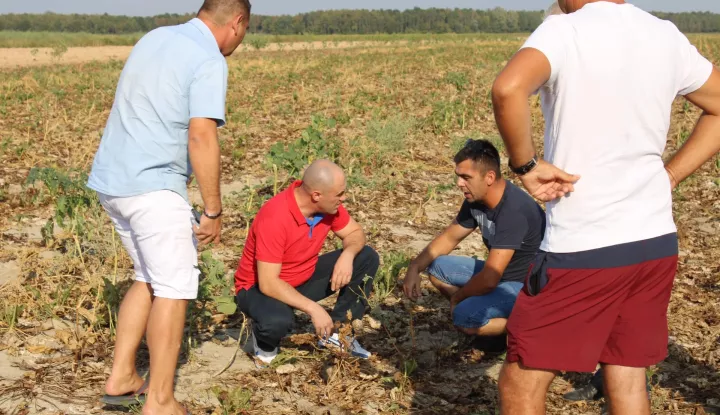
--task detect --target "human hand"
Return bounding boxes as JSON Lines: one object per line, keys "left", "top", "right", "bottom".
{"left": 331, "top": 253, "right": 354, "bottom": 291}
{"left": 193, "top": 213, "right": 221, "bottom": 246}
{"left": 309, "top": 304, "right": 334, "bottom": 340}
{"left": 403, "top": 267, "right": 422, "bottom": 301}
{"left": 519, "top": 160, "right": 580, "bottom": 202}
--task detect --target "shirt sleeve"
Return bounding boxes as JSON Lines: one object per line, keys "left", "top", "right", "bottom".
{"left": 675, "top": 30, "right": 714, "bottom": 96}
{"left": 254, "top": 214, "right": 286, "bottom": 264}
{"left": 189, "top": 58, "right": 228, "bottom": 127}
{"left": 491, "top": 214, "right": 528, "bottom": 250}
{"left": 331, "top": 205, "right": 351, "bottom": 232}
{"left": 455, "top": 201, "right": 478, "bottom": 230}
{"left": 519, "top": 15, "right": 570, "bottom": 87}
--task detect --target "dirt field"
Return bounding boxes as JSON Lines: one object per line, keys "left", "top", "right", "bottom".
{"left": 0, "top": 41, "right": 419, "bottom": 69}
{"left": 0, "top": 34, "right": 718, "bottom": 415}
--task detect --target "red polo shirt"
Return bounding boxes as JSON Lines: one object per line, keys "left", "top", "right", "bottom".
{"left": 234, "top": 180, "right": 351, "bottom": 293}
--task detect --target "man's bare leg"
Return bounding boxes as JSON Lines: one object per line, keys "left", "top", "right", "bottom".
{"left": 429, "top": 276, "right": 460, "bottom": 299}
{"left": 457, "top": 318, "right": 507, "bottom": 337}
{"left": 603, "top": 365, "right": 650, "bottom": 415}
{"left": 499, "top": 361, "right": 556, "bottom": 415}
{"left": 142, "top": 298, "right": 188, "bottom": 415}
{"left": 105, "top": 281, "right": 153, "bottom": 396}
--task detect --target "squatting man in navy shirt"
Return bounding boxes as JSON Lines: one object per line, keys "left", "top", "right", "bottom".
{"left": 403, "top": 139, "right": 546, "bottom": 351}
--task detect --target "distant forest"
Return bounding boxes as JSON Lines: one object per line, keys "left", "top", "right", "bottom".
{"left": 1, "top": 8, "right": 719, "bottom": 35}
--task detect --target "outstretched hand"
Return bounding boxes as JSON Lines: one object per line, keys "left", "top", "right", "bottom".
{"left": 519, "top": 160, "right": 580, "bottom": 202}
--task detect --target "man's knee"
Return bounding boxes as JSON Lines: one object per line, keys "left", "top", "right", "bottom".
{"left": 426, "top": 255, "right": 452, "bottom": 280}
{"left": 255, "top": 313, "right": 294, "bottom": 340}
{"left": 353, "top": 246, "right": 380, "bottom": 289}
{"left": 357, "top": 246, "right": 380, "bottom": 272}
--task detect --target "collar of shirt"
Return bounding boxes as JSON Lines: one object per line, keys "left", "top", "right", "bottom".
{"left": 287, "top": 180, "right": 326, "bottom": 237}
{"left": 188, "top": 18, "right": 220, "bottom": 52}
{"left": 306, "top": 214, "right": 325, "bottom": 238}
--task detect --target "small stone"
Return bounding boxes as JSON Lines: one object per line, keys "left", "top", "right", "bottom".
{"left": 276, "top": 364, "right": 297, "bottom": 375}
{"left": 366, "top": 316, "right": 382, "bottom": 330}
{"left": 39, "top": 251, "right": 60, "bottom": 260}
{"left": 41, "top": 319, "right": 72, "bottom": 331}
{"left": 352, "top": 319, "right": 364, "bottom": 333}
{"left": 8, "top": 184, "right": 22, "bottom": 195}
{"left": 0, "top": 261, "right": 20, "bottom": 286}
{"left": 417, "top": 350, "right": 436, "bottom": 368}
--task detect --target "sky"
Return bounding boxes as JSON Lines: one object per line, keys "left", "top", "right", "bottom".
{"left": 1, "top": 0, "right": 719, "bottom": 16}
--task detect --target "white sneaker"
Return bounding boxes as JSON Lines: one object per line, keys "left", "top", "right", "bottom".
{"left": 319, "top": 333, "right": 372, "bottom": 359}
{"left": 251, "top": 331, "right": 278, "bottom": 368}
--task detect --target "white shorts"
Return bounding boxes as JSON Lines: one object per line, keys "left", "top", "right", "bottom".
{"left": 98, "top": 190, "right": 199, "bottom": 300}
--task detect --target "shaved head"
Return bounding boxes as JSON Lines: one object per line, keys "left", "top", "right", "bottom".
{"left": 302, "top": 160, "right": 345, "bottom": 192}
{"left": 199, "top": 0, "right": 251, "bottom": 26}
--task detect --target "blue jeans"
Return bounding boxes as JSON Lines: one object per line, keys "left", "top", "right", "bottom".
{"left": 427, "top": 255, "right": 523, "bottom": 329}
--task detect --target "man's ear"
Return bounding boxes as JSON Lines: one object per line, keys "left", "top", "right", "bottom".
{"left": 311, "top": 191, "right": 322, "bottom": 202}
{"left": 486, "top": 170, "right": 497, "bottom": 185}
{"left": 232, "top": 14, "right": 244, "bottom": 33}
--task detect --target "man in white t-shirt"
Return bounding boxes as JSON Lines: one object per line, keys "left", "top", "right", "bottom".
{"left": 490, "top": 1, "right": 720, "bottom": 414}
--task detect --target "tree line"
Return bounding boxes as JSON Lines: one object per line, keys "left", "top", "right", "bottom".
{"left": 0, "top": 8, "right": 719, "bottom": 35}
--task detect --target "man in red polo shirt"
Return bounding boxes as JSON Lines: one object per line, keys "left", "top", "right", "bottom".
{"left": 235, "top": 159, "right": 380, "bottom": 366}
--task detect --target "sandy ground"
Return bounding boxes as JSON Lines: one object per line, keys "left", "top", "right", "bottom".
{"left": 0, "top": 41, "right": 407, "bottom": 69}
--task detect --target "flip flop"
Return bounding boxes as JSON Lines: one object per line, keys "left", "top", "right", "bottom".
{"left": 100, "top": 378, "right": 149, "bottom": 406}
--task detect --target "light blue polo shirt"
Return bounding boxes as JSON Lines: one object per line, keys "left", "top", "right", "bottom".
{"left": 87, "top": 18, "right": 228, "bottom": 202}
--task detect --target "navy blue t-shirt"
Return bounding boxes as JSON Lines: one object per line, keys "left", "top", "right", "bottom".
{"left": 456, "top": 181, "right": 546, "bottom": 283}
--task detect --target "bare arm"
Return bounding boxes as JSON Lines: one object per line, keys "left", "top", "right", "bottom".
{"left": 188, "top": 118, "right": 222, "bottom": 214}
{"left": 666, "top": 67, "right": 720, "bottom": 188}
{"left": 451, "top": 249, "right": 514, "bottom": 306}
{"left": 257, "top": 261, "right": 317, "bottom": 314}
{"left": 189, "top": 118, "right": 222, "bottom": 245}
{"left": 492, "top": 48, "right": 550, "bottom": 169}
{"left": 334, "top": 217, "right": 366, "bottom": 259}
{"left": 492, "top": 48, "right": 579, "bottom": 201}
{"left": 403, "top": 221, "right": 474, "bottom": 300}
{"left": 409, "top": 221, "right": 474, "bottom": 274}
{"left": 330, "top": 218, "right": 366, "bottom": 292}
{"left": 257, "top": 260, "right": 334, "bottom": 338}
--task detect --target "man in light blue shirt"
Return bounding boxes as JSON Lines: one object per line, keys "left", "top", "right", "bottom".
{"left": 88, "top": 1, "right": 251, "bottom": 413}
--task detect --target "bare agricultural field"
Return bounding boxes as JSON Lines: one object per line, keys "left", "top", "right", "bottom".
{"left": 0, "top": 42, "right": 406, "bottom": 69}
{"left": 0, "top": 34, "right": 718, "bottom": 415}
{"left": 0, "top": 35, "right": 530, "bottom": 69}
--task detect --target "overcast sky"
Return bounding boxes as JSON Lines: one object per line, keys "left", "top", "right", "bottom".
{"left": 1, "top": 1, "right": 719, "bottom": 16}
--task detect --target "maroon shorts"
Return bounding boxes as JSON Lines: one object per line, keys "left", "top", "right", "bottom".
{"left": 506, "top": 233, "right": 678, "bottom": 372}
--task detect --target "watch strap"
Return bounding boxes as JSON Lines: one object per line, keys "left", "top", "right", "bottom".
{"left": 203, "top": 209, "right": 223, "bottom": 220}
{"left": 509, "top": 156, "right": 538, "bottom": 176}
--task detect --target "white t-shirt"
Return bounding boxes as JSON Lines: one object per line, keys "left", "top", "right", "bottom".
{"left": 521, "top": 2, "right": 713, "bottom": 253}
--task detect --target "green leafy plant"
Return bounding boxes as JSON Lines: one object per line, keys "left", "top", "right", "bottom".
{"left": 445, "top": 71, "right": 470, "bottom": 92}
{"left": 428, "top": 99, "right": 471, "bottom": 134}
{"left": 210, "top": 386, "right": 252, "bottom": 414}
{"left": 372, "top": 252, "right": 412, "bottom": 304}
{"left": 197, "top": 251, "right": 237, "bottom": 316}
{"left": 25, "top": 168, "right": 99, "bottom": 255}
{"left": 267, "top": 115, "right": 341, "bottom": 176}
{"left": 0, "top": 303, "right": 24, "bottom": 332}
{"left": 247, "top": 36, "right": 269, "bottom": 50}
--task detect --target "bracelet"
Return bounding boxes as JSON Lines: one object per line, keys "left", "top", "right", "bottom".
{"left": 509, "top": 155, "right": 538, "bottom": 176}
{"left": 203, "top": 209, "right": 223, "bottom": 220}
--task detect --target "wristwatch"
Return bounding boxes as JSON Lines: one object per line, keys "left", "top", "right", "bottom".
{"left": 509, "top": 155, "right": 538, "bottom": 176}
{"left": 203, "top": 209, "right": 223, "bottom": 220}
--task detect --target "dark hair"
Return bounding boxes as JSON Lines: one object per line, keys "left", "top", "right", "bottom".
{"left": 454, "top": 139, "right": 501, "bottom": 177}
{"left": 199, "top": 0, "right": 252, "bottom": 22}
